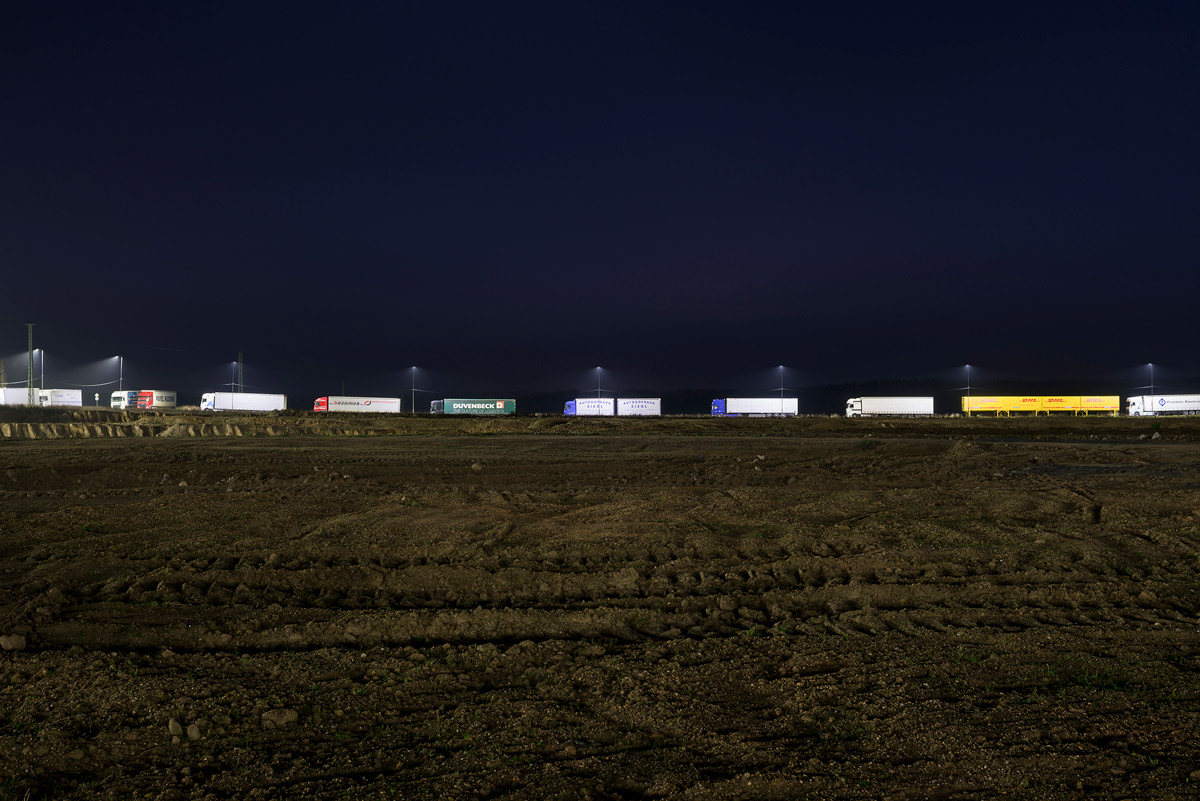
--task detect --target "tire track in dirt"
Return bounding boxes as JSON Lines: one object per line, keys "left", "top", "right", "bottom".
{"left": 26, "top": 519, "right": 1199, "bottom": 652}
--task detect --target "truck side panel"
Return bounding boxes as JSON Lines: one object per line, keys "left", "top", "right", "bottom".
{"left": 202, "top": 392, "right": 287, "bottom": 411}
{"left": 616, "top": 398, "right": 661, "bottom": 416}
{"left": 717, "top": 398, "right": 798, "bottom": 416}
{"left": 316, "top": 396, "right": 402, "bottom": 413}
{"left": 963, "top": 396, "right": 1119, "bottom": 415}
{"left": 442, "top": 399, "right": 516, "bottom": 415}
{"left": 849, "top": 397, "right": 934, "bottom": 416}
{"left": 568, "top": 398, "right": 614, "bottom": 416}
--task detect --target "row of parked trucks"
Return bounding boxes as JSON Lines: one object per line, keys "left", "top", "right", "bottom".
{"left": 309, "top": 397, "right": 519, "bottom": 414}
{"left": 5, "top": 386, "right": 1200, "bottom": 417}
{"left": 210, "top": 392, "right": 1200, "bottom": 417}
{"left": 3, "top": 389, "right": 178, "bottom": 409}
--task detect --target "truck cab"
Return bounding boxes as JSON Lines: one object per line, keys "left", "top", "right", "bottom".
{"left": 111, "top": 390, "right": 139, "bottom": 409}
{"left": 138, "top": 390, "right": 177, "bottom": 409}
{"left": 845, "top": 398, "right": 863, "bottom": 417}
{"left": 1127, "top": 397, "right": 1143, "bottom": 416}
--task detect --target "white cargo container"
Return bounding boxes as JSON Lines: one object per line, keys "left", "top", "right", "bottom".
{"left": 845, "top": 397, "right": 935, "bottom": 417}
{"left": 38, "top": 389, "right": 83, "bottom": 407}
{"left": 564, "top": 398, "right": 615, "bottom": 416}
{"left": 313, "top": 396, "right": 402, "bottom": 413}
{"left": 617, "top": 398, "right": 662, "bottom": 416}
{"left": 137, "top": 390, "right": 177, "bottom": 409}
{"left": 1127, "top": 394, "right": 1200, "bottom": 416}
{"left": 200, "top": 392, "right": 287, "bottom": 412}
{"left": 0, "top": 388, "right": 36, "bottom": 406}
{"left": 711, "top": 397, "right": 798, "bottom": 417}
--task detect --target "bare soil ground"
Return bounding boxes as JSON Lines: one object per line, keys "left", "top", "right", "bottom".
{"left": 1, "top": 412, "right": 1198, "bottom": 799}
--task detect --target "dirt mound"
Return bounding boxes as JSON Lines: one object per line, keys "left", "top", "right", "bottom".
{"left": 0, "top": 407, "right": 131, "bottom": 425}
{"left": 0, "top": 422, "right": 162, "bottom": 439}
{"left": 158, "top": 423, "right": 245, "bottom": 437}
{"left": 944, "top": 438, "right": 982, "bottom": 459}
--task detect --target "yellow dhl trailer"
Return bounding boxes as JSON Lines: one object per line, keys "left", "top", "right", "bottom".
{"left": 962, "top": 396, "right": 1119, "bottom": 416}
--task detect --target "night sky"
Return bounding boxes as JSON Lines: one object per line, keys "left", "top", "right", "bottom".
{"left": 3, "top": 3, "right": 1198, "bottom": 410}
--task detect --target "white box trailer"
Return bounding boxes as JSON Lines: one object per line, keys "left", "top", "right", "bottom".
{"left": 845, "top": 396, "right": 935, "bottom": 417}
{"left": 1, "top": 387, "right": 36, "bottom": 406}
{"left": 38, "top": 389, "right": 83, "bottom": 407}
{"left": 711, "top": 397, "right": 798, "bottom": 417}
{"left": 616, "top": 398, "right": 661, "bottom": 416}
{"left": 200, "top": 392, "right": 287, "bottom": 412}
{"left": 313, "top": 396, "right": 402, "bottom": 413}
{"left": 137, "top": 390, "right": 177, "bottom": 409}
{"left": 1127, "top": 394, "right": 1200, "bottom": 416}
{"left": 564, "top": 398, "right": 615, "bottom": 416}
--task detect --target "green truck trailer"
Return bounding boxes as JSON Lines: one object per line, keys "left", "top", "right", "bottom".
{"left": 430, "top": 398, "right": 516, "bottom": 415}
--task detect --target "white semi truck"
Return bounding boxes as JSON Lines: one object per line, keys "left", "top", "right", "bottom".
{"left": 1127, "top": 394, "right": 1200, "bottom": 416}
{"left": 200, "top": 392, "right": 287, "bottom": 412}
{"left": 313, "top": 396, "right": 402, "bottom": 413}
{"left": 564, "top": 398, "right": 615, "bottom": 416}
{"left": 845, "top": 397, "right": 935, "bottom": 417}
{"left": 711, "top": 398, "right": 798, "bottom": 417}
{"left": 110, "top": 390, "right": 139, "bottom": 409}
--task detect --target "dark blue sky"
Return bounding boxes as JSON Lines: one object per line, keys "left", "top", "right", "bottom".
{"left": 2, "top": 2, "right": 1198, "bottom": 405}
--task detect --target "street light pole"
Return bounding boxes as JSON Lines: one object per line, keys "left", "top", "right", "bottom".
{"left": 1150, "top": 363, "right": 1154, "bottom": 397}
{"left": 26, "top": 323, "right": 34, "bottom": 406}
{"left": 411, "top": 366, "right": 416, "bottom": 415}
{"left": 596, "top": 367, "right": 601, "bottom": 398}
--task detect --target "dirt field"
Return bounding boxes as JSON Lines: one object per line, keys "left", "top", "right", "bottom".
{"left": 1, "top": 412, "right": 1198, "bottom": 799}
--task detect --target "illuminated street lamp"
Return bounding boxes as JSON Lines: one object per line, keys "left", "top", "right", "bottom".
{"left": 1148, "top": 362, "right": 1154, "bottom": 397}
{"left": 411, "top": 366, "right": 417, "bottom": 414}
